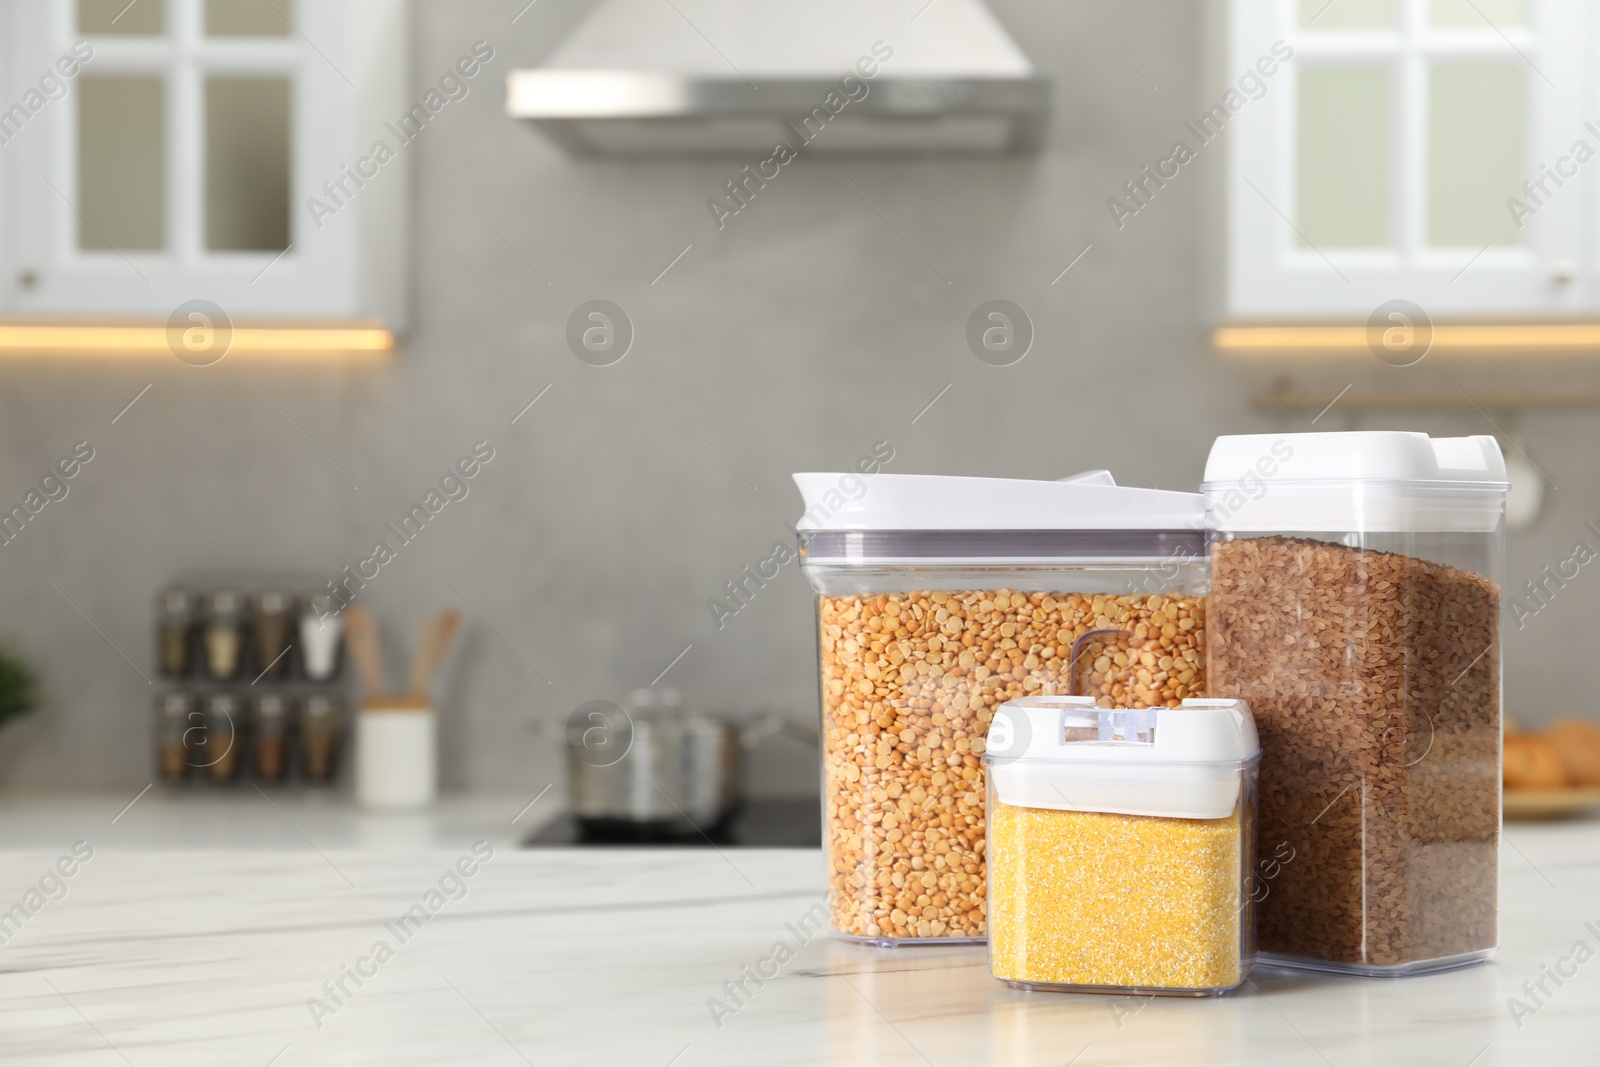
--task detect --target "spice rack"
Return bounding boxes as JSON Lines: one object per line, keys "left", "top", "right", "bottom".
{"left": 153, "top": 571, "right": 349, "bottom": 789}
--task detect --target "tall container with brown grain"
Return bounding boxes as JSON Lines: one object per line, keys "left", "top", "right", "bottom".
{"left": 794, "top": 469, "right": 1207, "bottom": 945}
{"left": 1203, "top": 432, "right": 1507, "bottom": 975}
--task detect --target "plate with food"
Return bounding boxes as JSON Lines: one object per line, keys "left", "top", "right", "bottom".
{"left": 1504, "top": 718, "right": 1600, "bottom": 821}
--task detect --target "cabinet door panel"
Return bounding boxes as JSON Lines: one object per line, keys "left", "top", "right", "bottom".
{"left": 1297, "top": 65, "right": 1392, "bottom": 249}
{"left": 1299, "top": 0, "right": 1394, "bottom": 29}
{"left": 78, "top": 0, "right": 163, "bottom": 36}
{"left": 1228, "top": 0, "right": 1592, "bottom": 318}
{"left": 205, "top": 76, "right": 290, "bottom": 252}
{"left": 1427, "top": 63, "right": 1522, "bottom": 248}
{"left": 205, "top": 0, "right": 290, "bottom": 37}
{"left": 78, "top": 75, "right": 166, "bottom": 252}
{"left": 0, "top": 0, "right": 390, "bottom": 319}
{"left": 1430, "top": 0, "right": 1524, "bottom": 27}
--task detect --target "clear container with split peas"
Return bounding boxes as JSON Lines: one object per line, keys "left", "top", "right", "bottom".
{"left": 794, "top": 470, "right": 1208, "bottom": 945}
{"left": 1204, "top": 432, "right": 1507, "bottom": 976}
{"left": 984, "top": 696, "right": 1260, "bottom": 996}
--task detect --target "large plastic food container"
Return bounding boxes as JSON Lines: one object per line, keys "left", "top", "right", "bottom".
{"left": 1203, "top": 432, "right": 1507, "bottom": 975}
{"left": 793, "top": 470, "right": 1207, "bottom": 945}
{"left": 984, "top": 695, "right": 1260, "bottom": 995}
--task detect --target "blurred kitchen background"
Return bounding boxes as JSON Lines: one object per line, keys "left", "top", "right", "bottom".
{"left": 0, "top": 0, "right": 1595, "bottom": 814}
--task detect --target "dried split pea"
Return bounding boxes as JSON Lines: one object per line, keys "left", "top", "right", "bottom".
{"left": 818, "top": 588, "right": 1207, "bottom": 942}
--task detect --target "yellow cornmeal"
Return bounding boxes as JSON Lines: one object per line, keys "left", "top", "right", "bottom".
{"left": 988, "top": 801, "right": 1243, "bottom": 991}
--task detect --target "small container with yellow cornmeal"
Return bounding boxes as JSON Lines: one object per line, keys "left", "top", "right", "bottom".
{"left": 984, "top": 695, "right": 1260, "bottom": 996}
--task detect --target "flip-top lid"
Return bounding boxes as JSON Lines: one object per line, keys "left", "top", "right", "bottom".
{"left": 984, "top": 696, "right": 1259, "bottom": 819}
{"left": 1203, "top": 432, "right": 1509, "bottom": 534}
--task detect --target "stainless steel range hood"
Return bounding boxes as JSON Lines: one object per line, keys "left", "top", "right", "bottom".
{"left": 506, "top": 0, "right": 1050, "bottom": 155}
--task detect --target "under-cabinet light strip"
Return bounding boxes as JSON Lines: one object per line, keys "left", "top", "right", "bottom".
{"left": 1214, "top": 323, "right": 1600, "bottom": 353}
{"left": 0, "top": 325, "right": 395, "bottom": 357}
{"left": 1252, "top": 387, "right": 1600, "bottom": 410}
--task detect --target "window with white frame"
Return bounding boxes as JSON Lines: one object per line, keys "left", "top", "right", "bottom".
{"left": 1227, "top": 0, "right": 1594, "bottom": 319}
{"left": 0, "top": 0, "right": 405, "bottom": 324}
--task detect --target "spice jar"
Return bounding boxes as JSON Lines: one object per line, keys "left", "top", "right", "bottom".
{"left": 156, "top": 589, "right": 197, "bottom": 678}
{"left": 253, "top": 694, "right": 292, "bottom": 782}
{"left": 794, "top": 470, "right": 1208, "bottom": 945}
{"left": 253, "top": 591, "right": 295, "bottom": 681}
{"left": 299, "top": 593, "right": 344, "bottom": 682}
{"left": 301, "top": 693, "right": 345, "bottom": 784}
{"left": 984, "top": 696, "right": 1260, "bottom": 995}
{"left": 1203, "top": 432, "right": 1507, "bottom": 975}
{"left": 154, "top": 692, "right": 197, "bottom": 783}
{"left": 203, "top": 590, "right": 246, "bottom": 681}
{"left": 200, "top": 693, "right": 244, "bottom": 783}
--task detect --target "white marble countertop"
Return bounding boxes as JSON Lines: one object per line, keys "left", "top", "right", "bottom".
{"left": 0, "top": 790, "right": 545, "bottom": 850}
{"left": 0, "top": 807, "right": 1595, "bottom": 1064}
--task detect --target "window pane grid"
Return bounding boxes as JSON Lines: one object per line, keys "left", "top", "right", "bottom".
{"left": 1288, "top": 0, "right": 1530, "bottom": 257}
{"left": 77, "top": 0, "right": 297, "bottom": 53}
{"left": 66, "top": 0, "right": 299, "bottom": 265}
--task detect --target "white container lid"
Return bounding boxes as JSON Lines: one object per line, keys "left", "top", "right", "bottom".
{"left": 792, "top": 471, "right": 1205, "bottom": 565}
{"left": 985, "top": 696, "right": 1259, "bottom": 820}
{"left": 792, "top": 470, "right": 1202, "bottom": 531}
{"left": 1202, "top": 432, "right": 1508, "bottom": 534}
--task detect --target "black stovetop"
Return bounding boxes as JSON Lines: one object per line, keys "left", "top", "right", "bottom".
{"left": 523, "top": 797, "right": 821, "bottom": 847}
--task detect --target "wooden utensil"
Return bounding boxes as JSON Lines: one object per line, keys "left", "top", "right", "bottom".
{"left": 343, "top": 608, "right": 386, "bottom": 696}
{"left": 407, "top": 609, "right": 461, "bottom": 699}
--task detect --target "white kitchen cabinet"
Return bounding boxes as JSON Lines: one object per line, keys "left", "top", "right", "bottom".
{"left": 1227, "top": 0, "right": 1595, "bottom": 320}
{"left": 0, "top": 0, "right": 407, "bottom": 328}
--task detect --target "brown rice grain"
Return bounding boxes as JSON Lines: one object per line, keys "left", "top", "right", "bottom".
{"left": 1207, "top": 536, "right": 1498, "bottom": 968}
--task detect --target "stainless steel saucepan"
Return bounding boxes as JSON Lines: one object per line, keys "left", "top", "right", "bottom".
{"left": 536, "top": 689, "right": 816, "bottom": 834}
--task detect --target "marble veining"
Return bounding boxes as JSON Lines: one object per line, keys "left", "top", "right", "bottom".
{"left": 0, "top": 820, "right": 1596, "bottom": 1065}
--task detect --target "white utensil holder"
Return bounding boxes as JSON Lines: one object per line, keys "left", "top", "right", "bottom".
{"left": 357, "top": 701, "right": 437, "bottom": 810}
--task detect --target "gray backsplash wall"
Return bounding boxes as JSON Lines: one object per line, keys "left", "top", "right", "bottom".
{"left": 0, "top": 0, "right": 1593, "bottom": 793}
